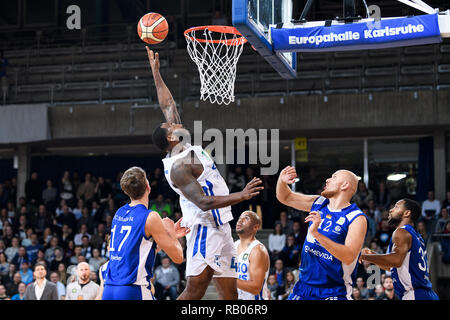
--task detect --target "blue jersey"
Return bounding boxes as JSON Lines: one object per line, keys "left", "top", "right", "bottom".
{"left": 100, "top": 261, "right": 109, "bottom": 285}
{"left": 388, "top": 224, "right": 435, "bottom": 299}
{"left": 105, "top": 204, "right": 157, "bottom": 287}
{"left": 298, "top": 196, "right": 366, "bottom": 297}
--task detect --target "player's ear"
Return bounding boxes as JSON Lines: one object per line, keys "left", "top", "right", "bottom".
{"left": 403, "top": 209, "right": 411, "bottom": 219}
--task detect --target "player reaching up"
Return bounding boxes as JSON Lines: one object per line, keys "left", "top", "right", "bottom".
{"left": 276, "top": 166, "right": 367, "bottom": 300}
{"left": 234, "top": 210, "right": 270, "bottom": 300}
{"left": 360, "top": 199, "right": 439, "bottom": 300}
{"left": 146, "top": 47, "right": 264, "bottom": 300}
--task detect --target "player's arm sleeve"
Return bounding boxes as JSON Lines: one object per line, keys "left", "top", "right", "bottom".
{"left": 170, "top": 160, "right": 247, "bottom": 211}
{"left": 236, "top": 245, "right": 270, "bottom": 296}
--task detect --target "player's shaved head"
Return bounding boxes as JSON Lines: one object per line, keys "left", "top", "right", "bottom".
{"left": 242, "top": 210, "right": 261, "bottom": 227}
{"left": 336, "top": 170, "right": 359, "bottom": 195}
{"left": 236, "top": 211, "right": 260, "bottom": 237}
{"left": 321, "top": 169, "right": 359, "bottom": 199}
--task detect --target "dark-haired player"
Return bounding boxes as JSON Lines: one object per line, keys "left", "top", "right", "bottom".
{"left": 102, "top": 167, "right": 188, "bottom": 300}
{"left": 360, "top": 199, "right": 439, "bottom": 300}
{"left": 146, "top": 47, "right": 263, "bottom": 300}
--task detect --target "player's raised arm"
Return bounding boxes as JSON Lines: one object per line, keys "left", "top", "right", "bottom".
{"left": 146, "top": 47, "right": 181, "bottom": 124}
{"left": 170, "top": 159, "right": 263, "bottom": 211}
{"left": 236, "top": 245, "right": 269, "bottom": 295}
{"left": 360, "top": 228, "right": 411, "bottom": 269}
{"left": 276, "top": 166, "right": 318, "bottom": 212}
{"left": 145, "top": 211, "right": 185, "bottom": 264}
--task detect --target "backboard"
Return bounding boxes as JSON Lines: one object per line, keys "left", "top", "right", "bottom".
{"left": 232, "top": 0, "right": 297, "bottom": 79}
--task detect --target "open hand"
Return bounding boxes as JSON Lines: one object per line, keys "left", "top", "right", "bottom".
{"left": 241, "top": 177, "right": 264, "bottom": 200}
{"left": 174, "top": 218, "right": 190, "bottom": 238}
{"left": 146, "top": 47, "right": 160, "bottom": 73}
{"left": 279, "top": 166, "right": 298, "bottom": 185}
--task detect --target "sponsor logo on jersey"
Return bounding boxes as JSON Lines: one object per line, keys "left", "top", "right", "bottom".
{"left": 332, "top": 225, "right": 342, "bottom": 234}
{"left": 336, "top": 217, "right": 346, "bottom": 225}
{"left": 243, "top": 253, "right": 249, "bottom": 261}
{"left": 211, "top": 164, "right": 217, "bottom": 170}
{"left": 214, "top": 255, "right": 221, "bottom": 267}
{"left": 304, "top": 245, "right": 333, "bottom": 261}
{"left": 72, "top": 288, "right": 77, "bottom": 293}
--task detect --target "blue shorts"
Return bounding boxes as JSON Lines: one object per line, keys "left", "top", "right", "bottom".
{"left": 102, "top": 284, "right": 155, "bottom": 300}
{"left": 402, "top": 288, "right": 439, "bottom": 300}
{"left": 288, "top": 281, "right": 348, "bottom": 300}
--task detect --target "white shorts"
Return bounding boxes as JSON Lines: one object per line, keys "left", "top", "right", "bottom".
{"left": 185, "top": 222, "right": 238, "bottom": 278}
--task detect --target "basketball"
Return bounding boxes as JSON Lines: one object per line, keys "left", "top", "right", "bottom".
{"left": 137, "top": 12, "right": 169, "bottom": 44}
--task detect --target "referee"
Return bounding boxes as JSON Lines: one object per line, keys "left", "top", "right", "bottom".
{"left": 66, "top": 262, "right": 100, "bottom": 300}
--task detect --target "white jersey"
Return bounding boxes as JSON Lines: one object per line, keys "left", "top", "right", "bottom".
{"left": 234, "top": 239, "right": 270, "bottom": 300}
{"left": 162, "top": 144, "right": 233, "bottom": 229}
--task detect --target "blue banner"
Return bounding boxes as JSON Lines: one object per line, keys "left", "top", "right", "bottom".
{"left": 271, "top": 14, "right": 442, "bottom": 52}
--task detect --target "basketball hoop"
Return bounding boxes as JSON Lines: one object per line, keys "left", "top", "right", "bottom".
{"left": 184, "top": 26, "right": 247, "bottom": 105}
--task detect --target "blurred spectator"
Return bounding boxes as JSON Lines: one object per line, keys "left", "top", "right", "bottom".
{"left": 70, "top": 246, "right": 83, "bottom": 265}
{"left": 374, "top": 182, "right": 391, "bottom": 210}
{"left": 11, "top": 246, "right": 29, "bottom": 269}
{"left": 76, "top": 173, "right": 96, "bottom": 203}
{"left": 95, "top": 176, "right": 112, "bottom": 206}
{"left": 266, "top": 274, "right": 283, "bottom": 300}
{"left": 361, "top": 205, "right": 376, "bottom": 245}
{"left": 112, "top": 172, "right": 128, "bottom": 204}
{"left": 280, "top": 235, "right": 301, "bottom": 268}
{"left": 50, "top": 271, "right": 65, "bottom": 300}
{"left": 0, "top": 252, "right": 9, "bottom": 277}
{"left": 44, "top": 237, "right": 60, "bottom": 262}
{"left": 33, "top": 248, "right": 49, "bottom": 267}
{"left": 88, "top": 248, "right": 106, "bottom": 273}
{"left": 422, "top": 191, "right": 441, "bottom": 233}
{"left": 5, "top": 236, "right": 19, "bottom": 262}
{"left": 368, "top": 199, "right": 382, "bottom": 224}
{"left": 439, "top": 221, "right": 450, "bottom": 264}
{"left": 374, "top": 219, "right": 392, "bottom": 251}
{"left": 268, "top": 223, "right": 285, "bottom": 263}
{"left": 352, "top": 287, "right": 362, "bottom": 300}
{"left": 21, "top": 228, "right": 33, "bottom": 247}
{"left": 59, "top": 224, "right": 74, "bottom": 249}
{"left": 355, "top": 277, "right": 369, "bottom": 299}
{"left": 2, "top": 225, "right": 15, "bottom": 248}
{"left": 11, "top": 282, "right": 26, "bottom": 300}
{"left": 55, "top": 199, "right": 69, "bottom": 217}
{"left": 154, "top": 256, "right": 180, "bottom": 300}
{"left": 228, "top": 167, "right": 246, "bottom": 193}
{"left": 353, "top": 181, "right": 374, "bottom": 207}
{"left": 42, "top": 179, "right": 58, "bottom": 211}
{"left": 280, "top": 270, "right": 296, "bottom": 300}
{"left": 65, "top": 262, "right": 100, "bottom": 300}
{"left": 78, "top": 208, "right": 95, "bottom": 235}
{"left": 2, "top": 264, "right": 16, "bottom": 287}
{"left": 49, "top": 247, "right": 65, "bottom": 271}
{"left": 102, "top": 199, "right": 116, "bottom": 220}
{"left": 275, "top": 211, "right": 293, "bottom": 235}
{"left": 0, "top": 239, "right": 5, "bottom": 255}
{"left": 416, "top": 221, "right": 430, "bottom": 245}
{"left": 35, "top": 205, "right": 52, "bottom": 236}
{"left": 80, "top": 236, "right": 92, "bottom": 260}
{"left": 73, "top": 199, "right": 85, "bottom": 220}
{"left": 150, "top": 194, "right": 173, "bottom": 218}
{"left": 270, "top": 259, "right": 287, "bottom": 287}
{"left": 0, "top": 184, "right": 8, "bottom": 209}
{"left": 375, "top": 276, "right": 399, "bottom": 300}
{"left": 19, "top": 261, "right": 33, "bottom": 285}
{"left": 57, "top": 263, "right": 68, "bottom": 286}
{"left": 26, "top": 233, "right": 43, "bottom": 262}
{"left": 435, "top": 207, "right": 449, "bottom": 234}
{"left": 90, "top": 223, "right": 106, "bottom": 249}
{"left": 0, "top": 284, "right": 9, "bottom": 300}
{"left": 24, "top": 263, "right": 58, "bottom": 300}
{"left": 442, "top": 190, "right": 450, "bottom": 212}
{"left": 291, "top": 220, "right": 307, "bottom": 247}
{"left": 42, "top": 227, "right": 53, "bottom": 248}
{"left": 57, "top": 205, "right": 77, "bottom": 231}
{"left": 6, "top": 271, "right": 21, "bottom": 296}
{"left": 25, "top": 172, "right": 42, "bottom": 205}
{"left": 369, "top": 240, "right": 383, "bottom": 254}
{"left": 16, "top": 215, "right": 29, "bottom": 239}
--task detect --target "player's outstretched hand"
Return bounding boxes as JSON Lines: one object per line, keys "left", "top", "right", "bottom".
{"left": 174, "top": 218, "right": 190, "bottom": 239}
{"left": 305, "top": 211, "right": 321, "bottom": 236}
{"left": 241, "top": 177, "right": 264, "bottom": 200}
{"left": 279, "top": 166, "right": 298, "bottom": 185}
{"left": 146, "top": 47, "right": 160, "bottom": 73}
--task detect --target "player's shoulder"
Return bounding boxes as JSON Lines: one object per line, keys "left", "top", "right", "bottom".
{"left": 312, "top": 195, "right": 328, "bottom": 206}
{"left": 393, "top": 226, "right": 413, "bottom": 239}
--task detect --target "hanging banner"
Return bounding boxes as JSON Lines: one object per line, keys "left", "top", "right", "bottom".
{"left": 271, "top": 14, "right": 442, "bottom": 52}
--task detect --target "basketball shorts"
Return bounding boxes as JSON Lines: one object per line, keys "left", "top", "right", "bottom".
{"left": 102, "top": 284, "right": 155, "bottom": 300}
{"left": 287, "top": 281, "right": 348, "bottom": 300}
{"left": 185, "top": 222, "right": 238, "bottom": 278}
{"left": 402, "top": 288, "right": 439, "bottom": 300}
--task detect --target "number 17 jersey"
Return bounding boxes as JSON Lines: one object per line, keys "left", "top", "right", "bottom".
{"left": 105, "top": 204, "right": 157, "bottom": 287}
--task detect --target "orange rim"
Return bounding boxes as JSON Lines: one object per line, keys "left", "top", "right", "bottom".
{"left": 184, "top": 25, "right": 247, "bottom": 46}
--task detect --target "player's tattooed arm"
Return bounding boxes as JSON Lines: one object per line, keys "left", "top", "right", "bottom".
{"left": 360, "top": 228, "right": 411, "bottom": 268}
{"left": 170, "top": 160, "right": 264, "bottom": 211}
{"left": 146, "top": 47, "right": 181, "bottom": 124}
{"left": 276, "top": 166, "right": 318, "bottom": 212}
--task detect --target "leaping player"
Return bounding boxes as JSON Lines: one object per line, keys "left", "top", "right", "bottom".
{"left": 234, "top": 210, "right": 270, "bottom": 300}
{"left": 276, "top": 166, "right": 367, "bottom": 300}
{"left": 360, "top": 199, "right": 439, "bottom": 300}
{"left": 146, "top": 48, "right": 264, "bottom": 300}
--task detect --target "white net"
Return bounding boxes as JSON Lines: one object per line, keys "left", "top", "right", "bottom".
{"left": 185, "top": 27, "right": 246, "bottom": 105}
